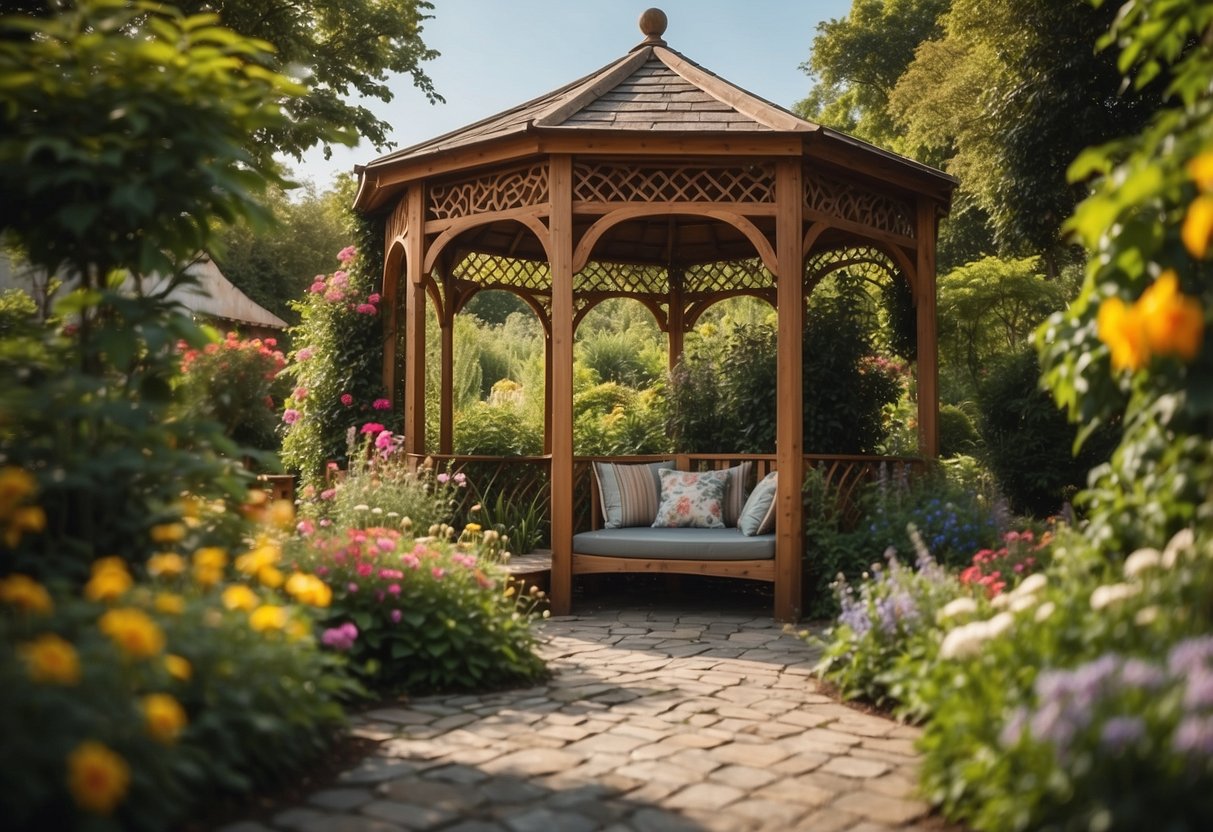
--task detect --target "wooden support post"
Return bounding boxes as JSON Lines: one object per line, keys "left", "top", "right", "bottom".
{"left": 667, "top": 266, "right": 684, "bottom": 372}
{"left": 403, "top": 185, "right": 427, "bottom": 456}
{"left": 915, "top": 199, "right": 940, "bottom": 458}
{"left": 439, "top": 311, "right": 454, "bottom": 455}
{"left": 381, "top": 250, "right": 398, "bottom": 400}
{"left": 543, "top": 334, "right": 553, "bottom": 455}
{"left": 774, "top": 159, "right": 804, "bottom": 623}
{"left": 549, "top": 155, "right": 575, "bottom": 616}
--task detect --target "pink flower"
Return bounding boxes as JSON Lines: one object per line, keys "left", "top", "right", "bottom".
{"left": 356, "top": 303, "right": 377, "bottom": 315}
{"left": 321, "top": 622, "right": 358, "bottom": 651}
{"left": 296, "top": 519, "right": 315, "bottom": 536}
{"left": 375, "top": 430, "right": 394, "bottom": 452}
{"left": 368, "top": 293, "right": 382, "bottom": 304}
{"left": 319, "top": 518, "right": 332, "bottom": 527}
{"left": 452, "top": 553, "right": 476, "bottom": 569}
{"left": 390, "top": 609, "right": 402, "bottom": 623}
{"left": 340, "top": 393, "right": 354, "bottom": 406}
{"left": 282, "top": 408, "right": 301, "bottom": 424}
{"left": 453, "top": 472, "right": 467, "bottom": 487}
{"left": 376, "top": 537, "right": 396, "bottom": 551}
{"left": 347, "top": 582, "right": 359, "bottom": 593}
{"left": 337, "top": 245, "right": 357, "bottom": 263}
{"left": 320, "top": 488, "right": 336, "bottom": 501}
{"left": 401, "top": 554, "right": 420, "bottom": 569}
{"left": 431, "top": 567, "right": 446, "bottom": 580}
{"left": 372, "top": 398, "right": 391, "bottom": 410}
{"left": 296, "top": 348, "right": 314, "bottom": 361}
{"left": 331, "top": 271, "right": 349, "bottom": 287}
{"left": 436, "top": 473, "right": 450, "bottom": 484}
{"left": 379, "top": 568, "right": 403, "bottom": 580}
{"left": 360, "top": 422, "right": 386, "bottom": 435}
{"left": 293, "top": 387, "right": 308, "bottom": 400}
{"left": 388, "top": 584, "right": 402, "bottom": 596}
{"left": 309, "top": 281, "right": 326, "bottom": 294}
{"left": 324, "top": 289, "right": 345, "bottom": 303}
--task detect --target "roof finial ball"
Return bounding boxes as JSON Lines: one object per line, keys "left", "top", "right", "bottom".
{"left": 638, "top": 8, "right": 668, "bottom": 45}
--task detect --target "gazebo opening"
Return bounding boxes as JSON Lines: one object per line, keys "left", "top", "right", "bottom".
{"left": 355, "top": 8, "right": 955, "bottom": 620}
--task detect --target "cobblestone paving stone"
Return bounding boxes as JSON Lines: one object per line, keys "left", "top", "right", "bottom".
{"left": 220, "top": 605, "right": 962, "bottom": 832}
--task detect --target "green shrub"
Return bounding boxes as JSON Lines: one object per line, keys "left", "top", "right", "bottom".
{"left": 939, "top": 403, "right": 982, "bottom": 458}
{"left": 288, "top": 525, "right": 548, "bottom": 693}
{"left": 454, "top": 402, "right": 543, "bottom": 456}
{"left": 978, "top": 347, "right": 1117, "bottom": 517}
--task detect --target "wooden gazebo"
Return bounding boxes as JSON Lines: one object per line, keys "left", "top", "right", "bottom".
{"left": 353, "top": 9, "right": 955, "bottom": 621}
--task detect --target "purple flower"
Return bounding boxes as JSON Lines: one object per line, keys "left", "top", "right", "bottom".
{"left": 1184, "top": 670, "right": 1213, "bottom": 711}
{"left": 1174, "top": 715, "right": 1213, "bottom": 756}
{"left": 390, "top": 609, "right": 402, "bottom": 623}
{"left": 1169, "top": 637, "right": 1213, "bottom": 676}
{"left": 321, "top": 622, "right": 358, "bottom": 651}
{"left": 1119, "top": 658, "right": 1168, "bottom": 691}
{"left": 1099, "top": 716, "right": 1145, "bottom": 752}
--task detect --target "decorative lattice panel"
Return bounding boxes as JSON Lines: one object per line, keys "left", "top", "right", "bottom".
{"left": 574, "top": 162, "right": 775, "bottom": 204}
{"left": 575, "top": 261, "right": 670, "bottom": 294}
{"left": 683, "top": 259, "right": 775, "bottom": 294}
{"left": 805, "top": 246, "right": 902, "bottom": 285}
{"left": 386, "top": 197, "right": 408, "bottom": 243}
{"left": 452, "top": 252, "right": 552, "bottom": 292}
{"left": 804, "top": 171, "right": 915, "bottom": 239}
{"left": 428, "top": 164, "right": 549, "bottom": 221}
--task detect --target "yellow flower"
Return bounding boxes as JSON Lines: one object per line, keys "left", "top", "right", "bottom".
{"left": 164, "top": 653, "right": 192, "bottom": 681}
{"left": 153, "top": 592, "right": 185, "bottom": 615}
{"left": 142, "top": 693, "right": 188, "bottom": 743}
{"left": 1097, "top": 296, "right": 1150, "bottom": 372}
{"left": 20, "top": 633, "right": 81, "bottom": 685}
{"left": 193, "top": 566, "right": 223, "bottom": 589}
{"left": 286, "top": 619, "right": 313, "bottom": 642}
{"left": 98, "top": 608, "right": 165, "bottom": 659}
{"left": 257, "top": 566, "right": 285, "bottom": 589}
{"left": 149, "top": 523, "right": 186, "bottom": 544}
{"left": 146, "top": 552, "right": 186, "bottom": 578}
{"left": 268, "top": 499, "right": 295, "bottom": 529}
{"left": 1189, "top": 151, "right": 1213, "bottom": 192}
{"left": 0, "top": 574, "right": 53, "bottom": 614}
{"left": 193, "top": 547, "right": 228, "bottom": 571}
{"left": 1138, "top": 270, "right": 1205, "bottom": 362}
{"left": 221, "top": 584, "right": 259, "bottom": 612}
{"left": 235, "top": 541, "right": 278, "bottom": 576}
{"left": 84, "top": 559, "right": 133, "bottom": 603}
{"left": 1183, "top": 194, "right": 1213, "bottom": 259}
{"left": 4, "top": 504, "right": 46, "bottom": 547}
{"left": 67, "top": 741, "right": 130, "bottom": 815}
{"left": 464, "top": 523, "right": 482, "bottom": 534}
{"left": 0, "top": 466, "right": 37, "bottom": 516}
{"left": 248, "top": 604, "right": 287, "bottom": 632}
{"left": 284, "top": 572, "right": 332, "bottom": 608}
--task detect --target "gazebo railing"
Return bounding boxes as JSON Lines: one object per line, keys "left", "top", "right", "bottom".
{"left": 408, "top": 452, "right": 926, "bottom": 543}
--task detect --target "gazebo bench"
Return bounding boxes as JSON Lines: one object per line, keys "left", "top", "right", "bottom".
{"left": 572, "top": 527, "right": 777, "bottom": 581}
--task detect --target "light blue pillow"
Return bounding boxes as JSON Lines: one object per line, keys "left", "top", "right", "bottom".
{"left": 738, "top": 471, "right": 777, "bottom": 536}
{"left": 593, "top": 460, "right": 674, "bottom": 528}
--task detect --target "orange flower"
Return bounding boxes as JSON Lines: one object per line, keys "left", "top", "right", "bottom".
{"left": 20, "top": 633, "right": 81, "bottom": 685}
{"left": 149, "top": 523, "right": 186, "bottom": 544}
{"left": 1138, "top": 270, "right": 1205, "bottom": 361}
{"left": 142, "top": 693, "right": 188, "bottom": 743}
{"left": 67, "top": 741, "right": 130, "bottom": 815}
{"left": 1097, "top": 296, "right": 1150, "bottom": 372}
{"left": 1183, "top": 194, "right": 1213, "bottom": 259}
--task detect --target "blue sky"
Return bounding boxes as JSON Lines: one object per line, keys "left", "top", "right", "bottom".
{"left": 293, "top": 0, "right": 853, "bottom": 187}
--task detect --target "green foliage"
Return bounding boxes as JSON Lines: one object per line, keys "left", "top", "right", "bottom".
{"left": 0, "top": 288, "right": 36, "bottom": 339}
{"left": 465, "top": 290, "right": 532, "bottom": 327}
{"left": 977, "top": 347, "right": 1118, "bottom": 517}
{"left": 280, "top": 245, "right": 395, "bottom": 488}
{"left": 576, "top": 329, "right": 663, "bottom": 389}
{"left": 175, "top": 331, "right": 288, "bottom": 453}
{"left": 289, "top": 526, "right": 547, "bottom": 693}
{"left": 938, "top": 256, "right": 1072, "bottom": 398}
{"left": 938, "top": 403, "right": 982, "bottom": 458}
{"left": 454, "top": 402, "right": 543, "bottom": 457}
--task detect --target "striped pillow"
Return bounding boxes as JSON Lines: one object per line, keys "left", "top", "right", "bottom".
{"left": 593, "top": 460, "right": 673, "bottom": 528}
{"left": 720, "top": 461, "right": 753, "bottom": 528}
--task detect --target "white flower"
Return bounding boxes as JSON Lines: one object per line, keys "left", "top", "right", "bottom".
{"left": 1162, "top": 528, "right": 1195, "bottom": 569}
{"left": 1135, "top": 605, "right": 1159, "bottom": 626}
{"left": 1014, "top": 573, "right": 1047, "bottom": 597}
{"left": 991, "top": 592, "right": 1012, "bottom": 609}
{"left": 1124, "top": 547, "right": 1162, "bottom": 579}
{"left": 939, "top": 612, "right": 1015, "bottom": 660}
{"left": 1090, "top": 582, "right": 1141, "bottom": 610}
{"left": 938, "top": 597, "right": 979, "bottom": 622}
{"left": 353, "top": 504, "right": 369, "bottom": 511}
{"left": 1009, "top": 594, "right": 1038, "bottom": 614}
{"left": 371, "top": 507, "right": 383, "bottom": 515}
{"left": 1035, "top": 601, "right": 1056, "bottom": 623}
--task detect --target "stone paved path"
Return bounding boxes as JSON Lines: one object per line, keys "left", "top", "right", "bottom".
{"left": 220, "top": 601, "right": 960, "bottom": 832}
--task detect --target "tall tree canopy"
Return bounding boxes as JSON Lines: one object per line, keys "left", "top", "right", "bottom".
{"left": 175, "top": 0, "right": 441, "bottom": 161}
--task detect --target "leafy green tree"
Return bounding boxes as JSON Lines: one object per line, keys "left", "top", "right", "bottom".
{"left": 0, "top": 0, "right": 318, "bottom": 576}
{"left": 890, "top": 0, "right": 1166, "bottom": 268}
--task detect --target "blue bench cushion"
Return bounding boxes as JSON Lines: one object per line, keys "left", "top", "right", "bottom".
{"left": 573, "top": 528, "right": 775, "bottom": 561}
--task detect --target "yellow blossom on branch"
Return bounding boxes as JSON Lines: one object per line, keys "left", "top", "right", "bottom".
{"left": 149, "top": 523, "right": 186, "bottom": 544}
{"left": 1189, "top": 151, "right": 1213, "bottom": 192}
{"left": 20, "top": 633, "right": 81, "bottom": 685}
{"left": 146, "top": 552, "right": 186, "bottom": 578}
{"left": 1138, "top": 270, "right": 1205, "bottom": 361}
{"left": 284, "top": 572, "right": 332, "bottom": 608}
{"left": 1183, "top": 194, "right": 1213, "bottom": 259}
{"left": 84, "top": 558, "right": 133, "bottom": 602}
{"left": 249, "top": 604, "right": 287, "bottom": 632}
{"left": 164, "top": 653, "right": 192, "bottom": 681}
{"left": 1097, "top": 296, "right": 1150, "bottom": 371}
{"left": 221, "top": 584, "right": 259, "bottom": 612}
{"left": 0, "top": 466, "right": 36, "bottom": 515}
{"left": 67, "top": 741, "right": 130, "bottom": 815}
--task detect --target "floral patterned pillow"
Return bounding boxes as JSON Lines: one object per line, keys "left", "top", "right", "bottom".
{"left": 651, "top": 469, "right": 728, "bottom": 529}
